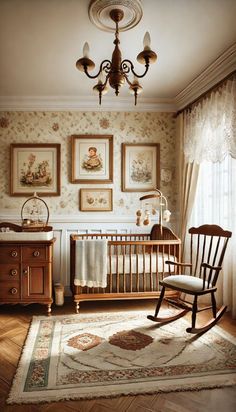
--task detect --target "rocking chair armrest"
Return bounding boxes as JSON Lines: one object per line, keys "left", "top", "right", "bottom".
{"left": 201, "top": 262, "right": 222, "bottom": 271}
{"left": 165, "top": 260, "right": 192, "bottom": 268}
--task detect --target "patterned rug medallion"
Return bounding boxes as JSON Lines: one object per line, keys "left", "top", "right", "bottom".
{"left": 7, "top": 311, "right": 236, "bottom": 404}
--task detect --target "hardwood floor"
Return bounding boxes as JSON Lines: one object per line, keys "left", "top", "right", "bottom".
{"left": 0, "top": 299, "right": 235, "bottom": 412}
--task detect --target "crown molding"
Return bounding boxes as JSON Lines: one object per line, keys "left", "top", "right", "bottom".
{"left": 174, "top": 43, "right": 236, "bottom": 110}
{"left": 1, "top": 44, "right": 235, "bottom": 113}
{"left": 0, "top": 95, "right": 176, "bottom": 112}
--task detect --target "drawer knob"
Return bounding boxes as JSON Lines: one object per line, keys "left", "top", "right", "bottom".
{"left": 10, "top": 269, "right": 17, "bottom": 276}
{"left": 11, "top": 250, "right": 18, "bottom": 258}
{"left": 10, "top": 287, "right": 18, "bottom": 295}
{"left": 33, "top": 250, "right": 40, "bottom": 257}
{"left": 23, "top": 268, "right": 28, "bottom": 275}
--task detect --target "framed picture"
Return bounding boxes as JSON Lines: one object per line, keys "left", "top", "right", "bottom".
{"left": 79, "top": 188, "right": 113, "bottom": 212}
{"left": 10, "top": 143, "right": 61, "bottom": 196}
{"left": 122, "top": 143, "right": 160, "bottom": 192}
{"left": 71, "top": 135, "right": 113, "bottom": 183}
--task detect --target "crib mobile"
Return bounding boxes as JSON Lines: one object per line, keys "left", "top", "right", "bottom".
{"left": 136, "top": 189, "right": 171, "bottom": 228}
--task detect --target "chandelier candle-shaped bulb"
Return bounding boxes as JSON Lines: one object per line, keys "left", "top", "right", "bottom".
{"left": 76, "top": 42, "right": 95, "bottom": 72}
{"left": 83, "top": 42, "right": 90, "bottom": 58}
{"left": 143, "top": 31, "right": 151, "bottom": 50}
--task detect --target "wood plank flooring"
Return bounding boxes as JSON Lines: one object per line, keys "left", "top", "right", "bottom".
{"left": 0, "top": 299, "right": 236, "bottom": 412}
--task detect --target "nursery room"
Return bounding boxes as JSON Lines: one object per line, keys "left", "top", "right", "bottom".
{"left": 0, "top": 0, "right": 235, "bottom": 411}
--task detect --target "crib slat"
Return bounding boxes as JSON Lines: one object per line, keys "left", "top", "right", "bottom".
{"left": 156, "top": 246, "right": 159, "bottom": 290}
{"left": 115, "top": 244, "right": 119, "bottom": 293}
{"left": 136, "top": 244, "right": 139, "bottom": 292}
{"left": 122, "top": 245, "right": 126, "bottom": 293}
{"left": 143, "top": 245, "right": 146, "bottom": 292}
{"left": 108, "top": 244, "right": 112, "bottom": 293}
{"left": 150, "top": 246, "right": 153, "bottom": 292}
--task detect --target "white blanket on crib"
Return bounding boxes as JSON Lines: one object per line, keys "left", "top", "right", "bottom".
{"left": 74, "top": 239, "right": 108, "bottom": 288}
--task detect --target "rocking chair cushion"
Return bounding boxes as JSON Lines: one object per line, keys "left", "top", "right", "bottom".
{"left": 163, "top": 275, "right": 212, "bottom": 292}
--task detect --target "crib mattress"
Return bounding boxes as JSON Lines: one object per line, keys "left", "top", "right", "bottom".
{"left": 108, "top": 253, "right": 175, "bottom": 274}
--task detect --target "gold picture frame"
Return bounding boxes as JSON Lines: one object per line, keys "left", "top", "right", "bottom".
{"left": 79, "top": 188, "right": 113, "bottom": 212}
{"left": 10, "top": 143, "right": 61, "bottom": 196}
{"left": 71, "top": 135, "right": 113, "bottom": 183}
{"left": 122, "top": 143, "right": 160, "bottom": 192}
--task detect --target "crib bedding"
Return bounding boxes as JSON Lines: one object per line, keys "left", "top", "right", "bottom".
{"left": 108, "top": 252, "right": 176, "bottom": 274}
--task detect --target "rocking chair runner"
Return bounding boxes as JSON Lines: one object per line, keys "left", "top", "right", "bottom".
{"left": 148, "top": 224, "right": 232, "bottom": 334}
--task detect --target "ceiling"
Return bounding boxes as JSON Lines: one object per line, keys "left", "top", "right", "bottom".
{"left": 0, "top": 0, "right": 236, "bottom": 111}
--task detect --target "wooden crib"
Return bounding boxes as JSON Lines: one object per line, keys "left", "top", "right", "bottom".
{"left": 70, "top": 225, "right": 181, "bottom": 313}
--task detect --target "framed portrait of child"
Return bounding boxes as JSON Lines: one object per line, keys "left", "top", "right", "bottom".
{"left": 71, "top": 135, "right": 113, "bottom": 183}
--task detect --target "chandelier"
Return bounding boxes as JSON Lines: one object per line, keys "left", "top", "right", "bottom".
{"left": 76, "top": 2, "right": 157, "bottom": 105}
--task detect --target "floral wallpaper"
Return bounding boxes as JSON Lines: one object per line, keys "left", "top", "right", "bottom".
{"left": 0, "top": 111, "right": 177, "bottom": 220}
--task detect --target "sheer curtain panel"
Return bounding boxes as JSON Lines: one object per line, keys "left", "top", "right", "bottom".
{"left": 179, "top": 73, "right": 236, "bottom": 317}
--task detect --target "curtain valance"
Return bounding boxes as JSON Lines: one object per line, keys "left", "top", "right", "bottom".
{"left": 184, "top": 74, "right": 236, "bottom": 163}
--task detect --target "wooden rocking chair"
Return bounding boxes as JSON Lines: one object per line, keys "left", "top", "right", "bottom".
{"left": 147, "top": 224, "right": 232, "bottom": 334}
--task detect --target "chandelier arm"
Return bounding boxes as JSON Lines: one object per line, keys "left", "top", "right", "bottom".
{"left": 121, "top": 59, "right": 150, "bottom": 78}
{"left": 121, "top": 59, "right": 133, "bottom": 75}
{"left": 84, "top": 60, "right": 112, "bottom": 79}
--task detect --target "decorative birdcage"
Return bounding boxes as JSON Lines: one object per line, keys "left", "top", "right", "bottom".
{"left": 21, "top": 192, "right": 49, "bottom": 231}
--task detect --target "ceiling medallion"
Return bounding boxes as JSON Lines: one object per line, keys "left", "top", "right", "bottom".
{"left": 88, "top": 0, "right": 143, "bottom": 32}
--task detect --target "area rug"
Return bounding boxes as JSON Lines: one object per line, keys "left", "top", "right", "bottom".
{"left": 7, "top": 310, "right": 236, "bottom": 404}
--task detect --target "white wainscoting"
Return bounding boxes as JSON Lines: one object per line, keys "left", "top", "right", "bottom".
{"left": 1, "top": 214, "right": 178, "bottom": 296}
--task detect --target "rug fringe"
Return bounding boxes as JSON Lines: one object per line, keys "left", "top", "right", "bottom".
{"left": 6, "top": 381, "right": 236, "bottom": 405}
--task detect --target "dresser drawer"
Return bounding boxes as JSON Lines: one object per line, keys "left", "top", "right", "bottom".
{"left": 22, "top": 245, "right": 47, "bottom": 261}
{"left": 0, "top": 281, "right": 20, "bottom": 299}
{"left": 0, "top": 264, "right": 19, "bottom": 280}
{"left": 0, "top": 246, "right": 20, "bottom": 262}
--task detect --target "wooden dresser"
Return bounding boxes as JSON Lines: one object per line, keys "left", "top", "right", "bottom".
{"left": 0, "top": 238, "right": 55, "bottom": 315}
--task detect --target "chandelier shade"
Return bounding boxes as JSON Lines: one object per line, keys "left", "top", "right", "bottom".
{"left": 76, "top": 2, "right": 157, "bottom": 105}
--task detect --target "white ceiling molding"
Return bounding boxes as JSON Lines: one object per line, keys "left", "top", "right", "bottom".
{"left": 0, "top": 95, "right": 176, "bottom": 112}
{"left": 175, "top": 43, "right": 236, "bottom": 110}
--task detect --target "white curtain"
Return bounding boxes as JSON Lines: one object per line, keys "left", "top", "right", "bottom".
{"left": 182, "top": 73, "right": 236, "bottom": 318}
{"left": 189, "top": 156, "right": 236, "bottom": 318}
{"left": 177, "top": 113, "right": 199, "bottom": 253}
{"left": 184, "top": 75, "right": 236, "bottom": 163}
